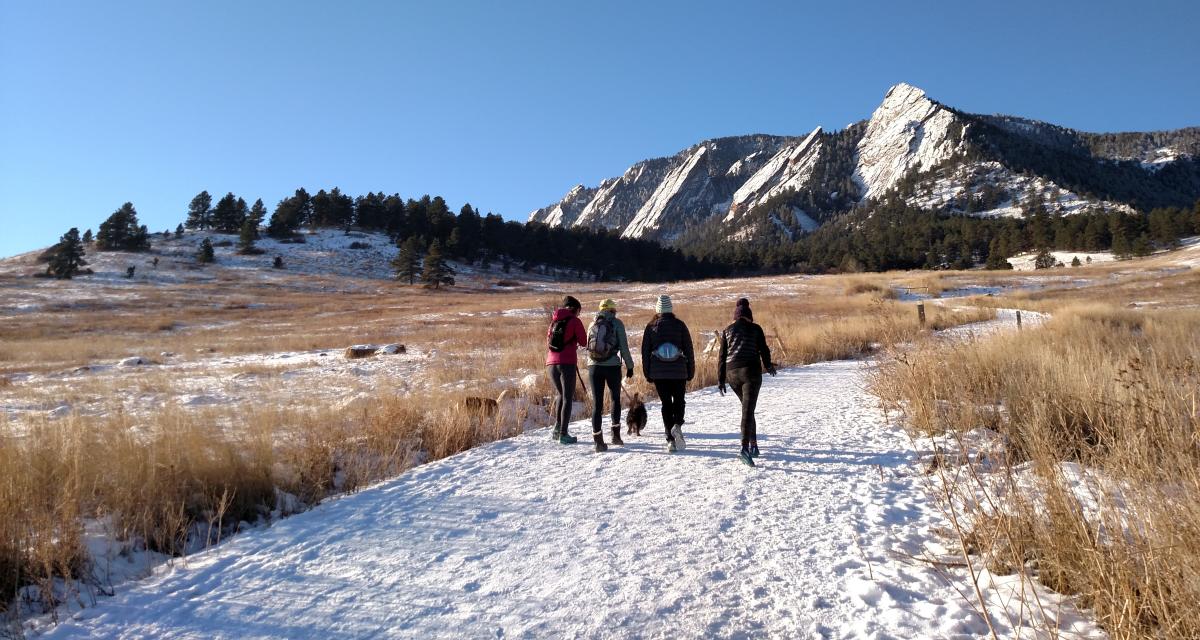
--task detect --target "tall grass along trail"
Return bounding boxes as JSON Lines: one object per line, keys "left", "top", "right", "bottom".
{"left": 40, "top": 319, "right": 1099, "bottom": 639}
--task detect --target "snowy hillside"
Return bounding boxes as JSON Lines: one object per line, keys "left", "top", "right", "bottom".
{"left": 36, "top": 315, "right": 1104, "bottom": 640}
{"left": 530, "top": 82, "right": 1197, "bottom": 243}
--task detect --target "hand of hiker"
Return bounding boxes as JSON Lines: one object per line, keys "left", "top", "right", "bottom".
{"left": 767, "top": 365, "right": 777, "bottom": 377}
{"left": 625, "top": 367, "right": 633, "bottom": 380}
{"left": 718, "top": 384, "right": 726, "bottom": 396}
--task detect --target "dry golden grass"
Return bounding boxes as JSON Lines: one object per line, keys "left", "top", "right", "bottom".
{"left": 872, "top": 304, "right": 1200, "bottom": 639}
{"left": 0, "top": 269, "right": 999, "bottom": 621}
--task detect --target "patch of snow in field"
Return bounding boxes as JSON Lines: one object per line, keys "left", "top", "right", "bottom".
{"left": 1008, "top": 250, "right": 1116, "bottom": 271}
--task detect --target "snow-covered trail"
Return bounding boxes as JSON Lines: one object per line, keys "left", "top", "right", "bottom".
{"left": 44, "top": 342, "right": 1092, "bottom": 639}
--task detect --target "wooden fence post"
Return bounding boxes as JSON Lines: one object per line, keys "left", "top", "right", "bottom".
{"left": 1016, "top": 310, "right": 1023, "bottom": 330}
{"left": 917, "top": 302, "right": 926, "bottom": 327}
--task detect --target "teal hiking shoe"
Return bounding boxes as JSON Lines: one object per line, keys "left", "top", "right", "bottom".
{"left": 738, "top": 449, "right": 756, "bottom": 467}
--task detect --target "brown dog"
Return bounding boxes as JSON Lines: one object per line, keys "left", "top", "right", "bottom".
{"left": 626, "top": 393, "right": 647, "bottom": 436}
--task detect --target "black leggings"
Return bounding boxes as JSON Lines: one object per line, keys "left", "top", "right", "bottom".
{"left": 589, "top": 365, "right": 621, "bottom": 433}
{"left": 727, "top": 367, "right": 762, "bottom": 450}
{"left": 548, "top": 364, "right": 576, "bottom": 435}
{"left": 653, "top": 380, "right": 687, "bottom": 440}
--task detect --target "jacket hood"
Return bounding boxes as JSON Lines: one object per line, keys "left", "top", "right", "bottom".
{"left": 552, "top": 308, "right": 576, "bottom": 321}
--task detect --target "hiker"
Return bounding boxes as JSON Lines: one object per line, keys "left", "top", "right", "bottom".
{"left": 718, "top": 298, "right": 776, "bottom": 467}
{"left": 586, "top": 298, "right": 635, "bottom": 452}
{"left": 546, "top": 295, "right": 587, "bottom": 444}
{"left": 641, "top": 294, "right": 695, "bottom": 452}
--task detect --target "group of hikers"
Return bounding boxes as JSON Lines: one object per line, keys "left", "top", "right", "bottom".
{"left": 545, "top": 293, "right": 776, "bottom": 466}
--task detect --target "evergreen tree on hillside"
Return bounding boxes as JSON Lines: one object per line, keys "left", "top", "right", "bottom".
{"left": 237, "top": 219, "right": 259, "bottom": 254}
{"left": 984, "top": 238, "right": 1012, "bottom": 270}
{"left": 186, "top": 191, "right": 213, "bottom": 229}
{"left": 391, "top": 237, "right": 424, "bottom": 285}
{"left": 247, "top": 198, "right": 267, "bottom": 235}
{"left": 212, "top": 192, "right": 246, "bottom": 233}
{"left": 82, "top": 229, "right": 93, "bottom": 244}
{"left": 421, "top": 240, "right": 454, "bottom": 289}
{"left": 1033, "top": 248, "right": 1056, "bottom": 270}
{"left": 46, "top": 228, "right": 87, "bottom": 279}
{"left": 96, "top": 202, "right": 150, "bottom": 252}
{"left": 197, "top": 237, "right": 215, "bottom": 263}
{"left": 266, "top": 188, "right": 312, "bottom": 238}
{"left": 175, "top": 223, "right": 185, "bottom": 238}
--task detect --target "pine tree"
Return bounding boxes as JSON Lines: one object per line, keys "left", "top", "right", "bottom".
{"left": 175, "top": 223, "right": 185, "bottom": 238}
{"left": 197, "top": 237, "right": 215, "bottom": 263}
{"left": 391, "top": 237, "right": 424, "bottom": 285}
{"left": 46, "top": 228, "right": 87, "bottom": 279}
{"left": 1033, "top": 248, "right": 1056, "bottom": 270}
{"left": 186, "top": 191, "right": 213, "bottom": 229}
{"left": 82, "top": 229, "right": 93, "bottom": 244}
{"left": 421, "top": 240, "right": 455, "bottom": 289}
{"left": 96, "top": 202, "right": 150, "bottom": 251}
{"left": 984, "top": 238, "right": 1011, "bottom": 270}
{"left": 237, "top": 219, "right": 259, "bottom": 254}
{"left": 247, "top": 199, "right": 267, "bottom": 237}
{"left": 212, "top": 192, "right": 245, "bottom": 233}
{"left": 1071, "top": 256, "right": 1082, "bottom": 267}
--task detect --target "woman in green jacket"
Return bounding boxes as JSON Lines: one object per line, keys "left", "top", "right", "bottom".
{"left": 586, "top": 298, "right": 635, "bottom": 452}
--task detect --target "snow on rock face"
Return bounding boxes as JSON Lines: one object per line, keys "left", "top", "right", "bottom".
{"left": 726, "top": 127, "right": 823, "bottom": 222}
{"left": 854, "top": 83, "right": 965, "bottom": 201}
{"left": 621, "top": 145, "right": 710, "bottom": 239}
{"left": 530, "top": 136, "right": 795, "bottom": 241}
{"left": 531, "top": 184, "right": 597, "bottom": 228}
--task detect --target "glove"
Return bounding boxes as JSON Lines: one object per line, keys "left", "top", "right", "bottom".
{"left": 625, "top": 368, "right": 634, "bottom": 380}
{"left": 767, "top": 365, "right": 777, "bottom": 377}
{"left": 718, "top": 383, "right": 726, "bottom": 396}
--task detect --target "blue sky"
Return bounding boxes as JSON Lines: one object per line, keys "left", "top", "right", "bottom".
{"left": 2, "top": 0, "right": 1198, "bottom": 257}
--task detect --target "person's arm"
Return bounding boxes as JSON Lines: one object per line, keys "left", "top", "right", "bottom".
{"left": 683, "top": 323, "right": 695, "bottom": 381}
{"left": 757, "top": 324, "right": 776, "bottom": 375}
{"left": 641, "top": 324, "right": 652, "bottom": 380}
{"left": 572, "top": 317, "right": 587, "bottom": 351}
{"left": 617, "top": 320, "right": 634, "bottom": 372}
{"left": 717, "top": 329, "right": 728, "bottom": 390}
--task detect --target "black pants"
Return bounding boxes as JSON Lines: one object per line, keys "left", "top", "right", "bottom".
{"left": 589, "top": 365, "right": 621, "bottom": 434}
{"left": 728, "top": 367, "right": 762, "bottom": 450}
{"left": 548, "top": 364, "right": 576, "bottom": 435}
{"left": 653, "top": 380, "right": 687, "bottom": 441}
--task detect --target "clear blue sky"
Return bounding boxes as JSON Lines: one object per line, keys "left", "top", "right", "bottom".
{"left": 2, "top": 0, "right": 1198, "bottom": 257}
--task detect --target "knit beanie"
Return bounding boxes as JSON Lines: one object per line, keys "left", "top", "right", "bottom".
{"left": 655, "top": 295, "right": 673, "bottom": 314}
{"left": 599, "top": 298, "right": 617, "bottom": 312}
{"left": 562, "top": 295, "right": 581, "bottom": 311}
{"left": 734, "top": 297, "right": 752, "bottom": 321}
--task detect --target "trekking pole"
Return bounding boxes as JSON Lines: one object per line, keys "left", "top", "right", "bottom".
{"left": 575, "top": 368, "right": 589, "bottom": 399}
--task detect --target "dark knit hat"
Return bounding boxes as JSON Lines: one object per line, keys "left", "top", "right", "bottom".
{"left": 562, "top": 295, "right": 581, "bottom": 311}
{"left": 734, "top": 297, "right": 752, "bottom": 321}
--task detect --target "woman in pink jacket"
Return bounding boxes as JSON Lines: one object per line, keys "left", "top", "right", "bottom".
{"left": 546, "top": 295, "right": 586, "bottom": 444}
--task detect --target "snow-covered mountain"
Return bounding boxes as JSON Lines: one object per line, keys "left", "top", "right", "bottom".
{"left": 530, "top": 83, "right": 1200, "bottom": 243}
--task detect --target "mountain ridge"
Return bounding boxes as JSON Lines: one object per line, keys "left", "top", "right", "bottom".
{"left": 530, "top": 83, "right": 1200, "bottom": 244}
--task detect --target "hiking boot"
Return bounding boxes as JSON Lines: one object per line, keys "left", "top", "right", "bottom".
{"left": 671, "top": 425, "right": 686, "bottom": 451}
{"left": 749, "top": 443, "right": 760, "bottom": 458}
{"left": 551, "top": 427, "right": 561, "bottom": 441}
{"left": 593, "top": 431, "right": 607, "bottom": 452}
{"left": 666, "top": 440, "right": 677, "bottom": 453}
{"left": 558, "top": 433, "right": 577, "bottom": 445}
{"left": 738, "top": 449, "right": 756, "bottom": 467}
{"left": 610, "top": 427, "right": 625, "bottom": 446}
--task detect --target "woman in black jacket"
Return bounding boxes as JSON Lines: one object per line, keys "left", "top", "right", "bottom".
{"left": 718, "top": 298, "right": 776, "bottom": 466}
{"left": 641, "top": 294, "right": 694, "bottom": 453}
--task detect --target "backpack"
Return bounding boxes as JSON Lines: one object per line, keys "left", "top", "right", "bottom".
{"left": 548, "top": 317, "right": 571, "bottom": 352}
{"left": 587, "top": 314, "right": 618, "bottom": 360}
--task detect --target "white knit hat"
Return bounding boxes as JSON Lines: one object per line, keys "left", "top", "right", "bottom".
{"left": 655, "top": 294, "right": 673, "bottom": 314}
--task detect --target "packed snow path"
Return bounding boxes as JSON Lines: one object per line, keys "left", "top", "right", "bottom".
{"left": 46, "top": 338, "right": 1094, "bottom": 638}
